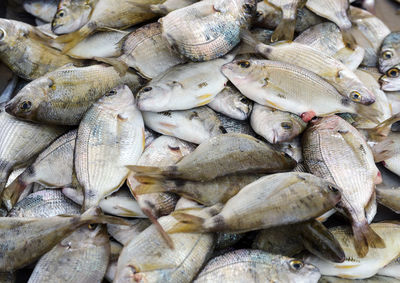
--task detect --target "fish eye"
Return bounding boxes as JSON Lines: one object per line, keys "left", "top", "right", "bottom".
{"left": 142, "top": 86, "right": 152, "bottom": 92}
{"left": 0, "top": 28, "right": 5, "bottom": 41}
{"left": 57, "top": 10, "right": 65, "bottom": 18}
{"left": 289, "top": 260, "right": 304, "bottom": 271}
{"left": 106, "top": 89, "right": 116, "bottom": 96}
{"left": 19, "top": 101, "right": 32, "bottom": 111}
{"left": 281, "top": 122, "right": 292, "bottom": 130}
{"left": 239, "top": 97, "right": 248, "bottom": 103}
{"left": 88, "top": 224, "right": 97, "bottom": 230}
{"left": 237, "top": 60, "right": 250, "bottom": 68}
{"left": 382, "top": 51, "right": 393, "bottom": 60}
{"left": 350, "top": 91, "right": 361, "bottom": 102}
{"left": 328, "top": 184, "right": 339, "bottom": 193}
{"left": 387, "top": 68, "right": 399, "bottom": 78}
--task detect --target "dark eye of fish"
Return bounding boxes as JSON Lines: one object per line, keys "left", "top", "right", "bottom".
{"left": 237, "top": 60, "right": 250, "bottom": 68}
{"left": 142, "top": 87, "right": 152, "bottom": 92}
{"left": 350, "top": 91, "right": 361, "bottom": 102}
{"left": 281, "top": 122, "right": 292, "bottom": 130}
{"left": 239, "top": 97, "right": 248, "bottom": 103}
{"left": 88, "top": 224, "right": 97, "bottom": 230}
{"left": 20, "top": 101, "right": 32, "bottom": 111}
{"left": 57, "top": 10, "right": 65, "bottom": 18}
{"left": 106, "top": 89, "right": 116, "bottom": 96}
{"left": 382, "top": 51, "right": 392, "bottom": 59}
{"left": 289, "top": 260, "right": 304, "bottom": 271}
{"left": 387, "top": 68, "right": 399, "bottom": 78}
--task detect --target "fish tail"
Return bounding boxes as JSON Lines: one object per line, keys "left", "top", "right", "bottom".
{"left": 167, "top": 211, "right": 205, "bottom": 233}
{"left": 80, "top": 207, "right": 133, "bottom": 225}
{"left": 271, "top": 18, "right": 296, "bottom": 42}
{"left": 372, "top": 138, "right": 396, "bottom": 162}
{"left": 352, "top": 219, "right": 385, "bottom": 258}
{"left": 1, "top": 178, "right": 27, "bottom": 211}
{"left": 134, "top": 182, "right": 167, "bottom": 195}
{"left": 341, "top": 28, "right": 357, "bottom": 50}
{"left": 126, "top": 165, "right": 179, "bottom": 179}
{"left": 370, "top": 113, "right": 400, "bottom": 141}
{"left": 141, "top": 207, "right": 174, "bottom": 249}
{"left": 93, "top": 57, "right": 128, "bottom": 76}
{"left": 55, "top": 24, "right": 96, "bottom": 54}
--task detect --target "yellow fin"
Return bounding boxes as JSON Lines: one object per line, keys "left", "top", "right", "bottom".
{"left": 197, "top": 99, "right": 212, "bottom": 107}
{"left": 167, "top": 212, "right": 205, "bottom": 233}
{"left": 335, "top": 265, "right": 360, "bottom": 269}
{"left": 159, "top": 122, "right": 176, "bottom": 129}
{"left": 271, "top": 18, "right": 296, "bottom": 42}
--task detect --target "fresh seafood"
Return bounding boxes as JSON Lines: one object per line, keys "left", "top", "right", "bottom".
{"left": 379, "top": 32, "right": 400, "bottom": 73}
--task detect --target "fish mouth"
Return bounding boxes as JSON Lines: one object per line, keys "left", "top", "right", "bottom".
{"left": 4, "top": 102, "right": 15, "bottom": 116}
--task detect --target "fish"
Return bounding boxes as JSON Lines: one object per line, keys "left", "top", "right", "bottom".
{"left": 23, "top": 0, "right": 58, "bottom": 22}
{"left": 168, "top": 172, "right": 341, "bottom": 233}
{"left": 5, "top": 64, "right": 145, "bottom": 125}
{"left": 305, "top": 0, "right": 356, "bottom": 49}
{"left": 268, "top": 0, "right": 304, "bottom": 42}
{"left": 27, "top": 222, "right": 110, "bottom": 283}
{"left": 349, "top": 6, "right": 391, "bottom": 67}
{"left": 136, "top": 53, "right": 234, "bottom": 112}
{"left": 107, "top": 218, "right": 151, "bottom": 245}
{"left": 51, "top": 0, "right": 93, "bottom": 35}
{"left": 216, "top": 112, "right": 256, "bottom": 136}
{"left": 194, "top": 249, "right": 321, "bottom": 283}
{"left": 54, "top": 0, "right": 163, "bottom": 52}
{"left": 142, "top": 107, "right": 224, "bottom": 144}
{"left": 118, "top": 22, "right": 186, "bottom": 79}
{"left": 376, "top": 187, "right": 400, "bottom": 214}
{"left": 98, "top": 188, "right": 146, "bottom": 218}
{"left": 379, "top": 32, "right": 400, "bottom": 73}
{"left": 295, "top": 22, "right": 365, "bottom": 71}
{"left": 0, "top": 105, "right": 66, "bottom": 196}
{"left": 250, "top": 103, "right": 306, "bottom": 144}
{"left": 2, "top": 130, "right": 77, "bottom": 210}
{"left": 75, "top": 85, "right": 144, "bottom": 210}
{"left": 377, "top": 256, "right": 400, "bottom": 279}
{"left": 150, "top": 0, "right": 198, "bottom": 14}
{"left": 114, "top": 207, "right": 214, "bottom": 283}
{"left": 208, "top": 83, "right": 253, "bottom": 121}
{"left": 129, "top": 133, "right": 296, "bottom": 182}
{"left": 380, "top": 65, "right": 400, "bottom": 91}
{"left": 0, "top": 207, "right": 128, "bottom": 272}
{"left": 243, "top": 37, "right": 376, "bottom": 106}
{"left": 127, "top": 135, "right": 195, "bottom": 218}
{"left": 161, "top": 0, "right": 256, "bottom": 61}
{"left": 7, "top": 189, "right": 80, "bottom": 218}
{"left": 303, "top": 115, "right": 385, "bottom": 258}
{"left": 222, "top": 59, "right": 358, "bottom": 122}
{"left": 305, "top": 223, "right": 400, "bottom": 279}
{"left": 0, "top": 19, "right": 84, "bottom": 81}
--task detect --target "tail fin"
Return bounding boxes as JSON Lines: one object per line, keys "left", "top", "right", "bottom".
{"left": 1, "top": 178, "right": 27, "bottom": 211}
{"left": 127, "top": 165, "right": 178, "bottom": 179}
{"left": 341, "top": 28, "right": 357, "bottom": 50}
{"left": 80, "top": 207, "right": 133, "bottom": 226}
{"left": 142, "top": 207, "right": 174, "bottom": 249}
{"left": 55, "top": 24, "right": 96, "bottom": 54}
{"left": 167, "top": 211, "right": 205, "bottom": 233}
{"left": 352, "top": 220, "right": 385, "bottom": 258}
{"left": 134, "top": 183, "right": 167, "bottom": 195}
{"left": 240, "top": 29, "right": 259, "bottom": 48}
{"left": 368, "top": 113, "right": 400, "bottom": 142}
{"left": 93, "top": 57, "right": 128, "bottom": 76}
{"left": 271, "top": 18, "right": 296, "bottom": 43}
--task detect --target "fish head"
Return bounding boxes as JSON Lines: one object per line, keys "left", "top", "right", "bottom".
{"left": 222, "top": 59, "right": 264, "bottom": 89}
{"left": 0, "top": 19, "right": 30, "bottom": 51}
{"left": 51, "top": 0, "right": 92, "bottom": 35}
{"left": 232, "top": 93, "right": 253, "bottom": 120}
{"left": 380, "top": 66, "right": 400, "bottom": 92}
{"left": 339, "top": 69, "right": 376, "bottom": 105}
{"left": 5, "top": 77, "right": 53, "bottom": 121}
{"left": 98, "top": 85, "right": 135, "bottom": 110}
{"left": 379, "top": 32, "right": 400, "bottom": 73}
{"left": 272, "top": 118, "right": 305, "bottom": 144}
{"left": 137, "top": 82, "right": 179, "bottom": 111}
{"left": 284, "top": 258, "right": 321, "bottom": 283}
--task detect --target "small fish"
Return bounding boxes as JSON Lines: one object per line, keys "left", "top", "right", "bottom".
{"left": 250, "top": 103, "right": 306, "bottom": 144}
{"left": 379, "top": 32, "right": 400, "bottom": 73}
{"left": 150, "top": 0, "right": 198, "bottom": 14}
{"left": 380, "top": 65, "right": 400, "bottom": 91}
{"left": 137, "top": 53, "right": 234, "bottom": 112}
{"left": 161, "top": 0, "right": 256, "bottom": 61}
{"left": 75, "top": 85, "right": 144, "bottom": 210}
{"left": 129, "top": 133, "right": 296, "bottom": 182}
{"left": 5, "top": 64, "right": 145, "bottom": 125}
{"left": 23, "top": 0, "right": 58, "bottom": 22}
{"left": 208, "top": 83, "right": 253, "bottom": 120}
{"left": 194, "top": 249, "right": 321, "bottom": 283}
{"left": 0, "top": 19, "right": 84, "bottom": 80}
{"left": 142, "top": 107, "right": 224, "bottom": 144}
{"left": 7, "top": 189, "right": 80, "bottom": 218}
{"left": 168, "top": 172, "right": 341, "bottom": 233}
{"left": 118, "top": 22, "right": 185, "bottom": 79}
{"left": 107, "top": 218, "right": 151, "bottom": 245}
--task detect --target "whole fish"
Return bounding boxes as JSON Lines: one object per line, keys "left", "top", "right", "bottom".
{"left": 28, "top": 223, "right": 110, "bottom": 283}
{"left": 137, "top": 53, "right": 234, "bottom": 112}
{"left": 107, "top": 218, "right": 151, "bottom": 245}
{"left": 377, "top": 256, "right": 400, "bottom": 279}
{"left": 306, "top": 0, "right": 356, "bottom": 49}
{"left": 0, "top": 106, "right": 65, "bottom": 195}
{"left": 54, "top": 0, "right": 163, "bottom": 52}
{"left": 2, "top": 130, "right": 77, "bottom": 210}
{"left": 142, "top": 107, "right": 224, "bottom": 144}
{"left": 118, "top": 22, "right": 185, "bottom": 79}
{"left": 129, "top": 133, "right": 296, "bottom": 182}
{"left": 349, "top": 6, "right": 391, "bottom": 67}
{"left": 0, "top": 19, "right": 84, "bottom": 80}
{"left": 5, "top": 64, "right": 145, "bottom": 125}
{"left": 222, "top": 59, "right": 358, "bottom": 122}
{"left": 127, "top": 135, "right": 195, "bottom": 218}
{"left": 255, "top": 1, "right": 324, "bottom": 34}
{"left": 114, "top": 208, "right": 214, "bottom": 283}
{"left": 0, "top": 207, "right": 128, "bottom": 272}
{"left": 150, "top": 0, "right": 198, "bottom": 14}
{"left": 303, "top": 115, "right": 384, "bottom": 258}
{"left": 295, "top": 22, "right": 365, "bottom": 71}
{"left": 168, "top": 172, "right": 341, "bottom": 233}
{"left": 380, "top": 65, "right": 400, "bottom": 91}
{"left": 305, "top": 223, "right": 400, "bottom": 279}
{"left": 75, "top": 85, "right": 144, "bottom": 210}
{"left": 194, "top": 249, "right": 321, "bottom": 283}
{"left": 268, "top": 0, "right": 303, "bottom": 42}
{"left": 51, "top": 0, "right": 93, "bottom": 35}
{"left": 244, "top": 38, "right": 376, "bottom": 106}
{"left": 250, "top": 103, "right": 306, "bottom": 143}
{"left": 7, "top": 189, "right": 80, "bottom": 218}
{"left": 379, "top": 32, "right": 400, "bottom": 73}
{"left": 23, "top": 0, "right": 58, "bottom": 22}
{"left": 161, "top": 0, "right": 256, "bottom": 61}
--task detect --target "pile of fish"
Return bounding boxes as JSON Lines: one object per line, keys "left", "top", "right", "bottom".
{"left": 1, "top": 0, "right": 400, "bottom": 282}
